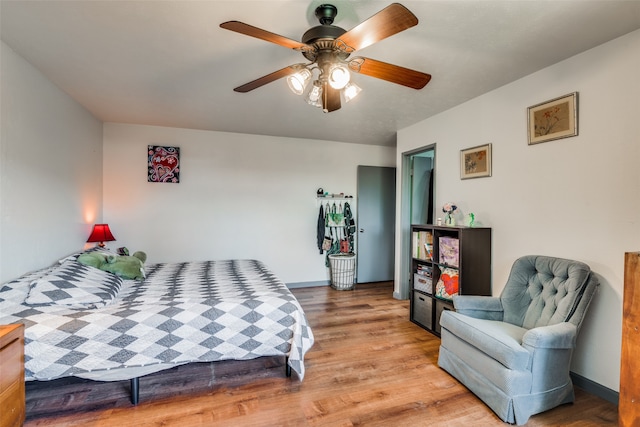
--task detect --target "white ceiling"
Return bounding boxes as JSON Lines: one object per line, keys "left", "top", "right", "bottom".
{"left": 2, "top": 1, "right": 639, "bottom": 147}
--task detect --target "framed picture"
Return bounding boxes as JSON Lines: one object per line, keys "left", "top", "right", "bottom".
{"left": 148, "top": 145, "right": 180, "bottom": 183}
{"left": 527, "top": 92, "right": 578, "bottom": 145}
{"left": 460, "top": 143, "right": 492, "bottom": 180}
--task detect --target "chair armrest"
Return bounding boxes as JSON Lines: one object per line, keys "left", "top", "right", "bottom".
{"left": 452, "top": 295, "right": 504, "bottom": 320}
{"left": 522, "top": 322, "right": 577, "bottom": 349}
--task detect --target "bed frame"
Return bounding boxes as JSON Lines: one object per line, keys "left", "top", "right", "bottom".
{"left": 127, "top": 358, "right": 291, "bottom": 404}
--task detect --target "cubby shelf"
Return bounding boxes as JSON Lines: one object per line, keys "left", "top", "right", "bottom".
{"left": 410, "top": 224, "right": 492, "bottom": 336}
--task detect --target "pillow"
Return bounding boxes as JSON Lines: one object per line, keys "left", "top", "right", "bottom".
{"left": 25, "top": 259, "right": 123, "bottom": 309}
{"left": 435, "top": 267, "right": 459, "bottom": 300}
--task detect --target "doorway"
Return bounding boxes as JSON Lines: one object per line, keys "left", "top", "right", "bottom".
{"left": 411, "top": 154, "right": 434, "bottom": 225}
{"left": 397, "top": 145, "right": 435, "bottom": 299}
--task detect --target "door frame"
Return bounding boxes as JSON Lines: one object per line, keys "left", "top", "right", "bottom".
{"left": 396, "top": 144, "right": 436, "bottom": 300}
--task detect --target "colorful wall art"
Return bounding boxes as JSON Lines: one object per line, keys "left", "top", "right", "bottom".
{"left": 148, "top": 145, "right": 180, "bottom": 183}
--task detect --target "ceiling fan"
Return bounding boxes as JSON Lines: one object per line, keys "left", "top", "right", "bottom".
{"left": 220, "top": 3, "right": 431, "bottom": 113}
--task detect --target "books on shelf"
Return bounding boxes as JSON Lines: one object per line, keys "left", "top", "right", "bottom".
{"left": 412, "top": 231, "right": 434, "bottom": 260}
{"left": 439, "top": 236, "right": 459, "bottom": 267}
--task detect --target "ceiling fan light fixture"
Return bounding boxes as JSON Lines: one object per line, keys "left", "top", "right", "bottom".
{"left": 286, "top": 67, "right": 312, "bottom": 95}
{"left": 328, "top": 65, "right": 350, "bottom": 90}
{"left": 221, "top": 3, "right": 431, "bottom": 113}
{"left": 343, "top": 82, "right": 362, "bottom": 103}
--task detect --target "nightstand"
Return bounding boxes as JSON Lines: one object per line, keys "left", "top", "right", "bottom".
{"left": 0, "top": 324, "right": 25, "bottom": 427}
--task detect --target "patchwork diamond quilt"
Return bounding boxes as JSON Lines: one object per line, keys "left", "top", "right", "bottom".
{"left": 0, "top": 259, "right": 314, "bottom": 381}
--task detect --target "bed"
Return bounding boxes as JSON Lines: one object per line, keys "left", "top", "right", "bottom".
{"left": 0, "top": 251, "right": 314, "bottom": 404}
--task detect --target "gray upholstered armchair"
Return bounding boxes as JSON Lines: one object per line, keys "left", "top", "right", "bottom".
{"left": 437, "top": 255, "right": 599, "bottom": 425}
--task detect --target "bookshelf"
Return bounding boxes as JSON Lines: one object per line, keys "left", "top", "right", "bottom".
{"left": 410, "top": 224, "right": 492, "bottom": 335}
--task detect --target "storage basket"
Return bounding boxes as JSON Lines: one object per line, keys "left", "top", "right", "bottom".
{"left": 328, "top": 253, "right": 356, "bottom": 290}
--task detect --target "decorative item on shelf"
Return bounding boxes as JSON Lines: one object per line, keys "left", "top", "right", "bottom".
{"left": 468, "top": 213, "right": 475, "bottom": 227}
{"left": 316, "top": 189, "right": 353, "bottom": 199}
{"left": 87, "top": 224, "right": 116, "bottom": 247}
{"left": 442, "top": 202, "right": 457, "bottom": 226}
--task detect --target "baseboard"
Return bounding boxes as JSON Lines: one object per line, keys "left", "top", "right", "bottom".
{"left": 570, "top": 371, "right": 618, "bottom": 405}
{"left": 286, "top": 280, "right": 329, "bottom": 289}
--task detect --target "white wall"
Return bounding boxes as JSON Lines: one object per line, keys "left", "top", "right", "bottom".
{"left": 395, "top": 30, "right": 640, "bottom": 392}
{"left": 102, "top": 123, "right": 395, "bottom": 284}
{"left": 0, "top": 41, "right": 103, "bottom": 283}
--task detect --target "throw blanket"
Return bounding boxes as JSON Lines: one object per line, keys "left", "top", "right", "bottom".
{"left": 0, "top": 259, "right": 314, "bottom": 381}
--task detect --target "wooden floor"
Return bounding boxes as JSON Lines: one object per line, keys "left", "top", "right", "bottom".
{"left": 24, "top": 282, "right": 617, "bottom": 426}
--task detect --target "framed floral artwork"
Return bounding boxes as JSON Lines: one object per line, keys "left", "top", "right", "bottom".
{"left": 527, "top": 92, "right": 578, "bottom": 145}
{"left": 148, "top": 145, "right": 180, "bottom": 183}
{"left": 460, "top": 143, "right": 492, "bottom": 180}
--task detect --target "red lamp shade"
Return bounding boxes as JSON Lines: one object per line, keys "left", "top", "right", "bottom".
{"left": 87, "top": 224, "right": 116, "bottom": 247}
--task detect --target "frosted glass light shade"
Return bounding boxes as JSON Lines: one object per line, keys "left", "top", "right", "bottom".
{"left": 305, "top": 83, "right": 323, "bottom": 108}
{"left": 343, "top": 82, "right": 362, "bottom": 102}
{"left": 286, "top": 68, "right": 312, "bottom": 95}
{"left": 328, "top": 65, "right": 350, "bottom": 90}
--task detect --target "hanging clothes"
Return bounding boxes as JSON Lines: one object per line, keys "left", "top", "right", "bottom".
{"left": 326, "top": 202, "right": 345, "bottom": 227}
{"left": 321, "top": 203, "right": 333, "bottom": 252}
{"left": 343, "top": 202, "right": 355, "bottom": 253}
{"left": 316, "top": 203, "right": 325, "bottom": 254}
{"left": 325, "top": 227, "right": 340, "bottom": 267}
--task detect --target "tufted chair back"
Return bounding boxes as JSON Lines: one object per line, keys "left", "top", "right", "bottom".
{"left": 500, "top": 255, "right": 597, "bottom": 331}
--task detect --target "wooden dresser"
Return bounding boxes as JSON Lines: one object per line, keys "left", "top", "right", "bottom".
{"left": 621, "top": 252, "right": 640, "bottom": 427}
{"left": 0, "top": 324, "right": 25, "bottom": 427}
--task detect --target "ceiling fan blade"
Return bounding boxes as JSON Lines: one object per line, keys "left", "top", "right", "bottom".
{"left": 322, "top": 83, "right": 341, "bottom": 113}
{"left": 335, "top": 3, "right": 418, "bottom": 53}
{"left": 233, "top": 66, "right": 298, "bottom": 93}
{"left": 348, "top": 57, "right": 431, "bottom": 89}
{"left": 220, "top": 21, "right": 311, "bottom": 52}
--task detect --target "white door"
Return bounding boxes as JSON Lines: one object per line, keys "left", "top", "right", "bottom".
{"left": 356, "top": 166, "right": 396, "bottom": 283}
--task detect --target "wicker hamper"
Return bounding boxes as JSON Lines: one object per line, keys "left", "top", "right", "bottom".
{"left": 328, "top": 253, "right": 356, "bottom": 290}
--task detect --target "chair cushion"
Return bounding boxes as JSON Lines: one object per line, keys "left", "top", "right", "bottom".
{"left": 440, "top": 310, "right": 531, "bottom": 371}
{"left": 500, "top": 256, "right": 592, "bottom": 329}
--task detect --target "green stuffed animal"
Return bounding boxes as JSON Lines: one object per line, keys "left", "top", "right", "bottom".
{"left": 77, "top": 252, "right": 109, "bottom": 269}
{"left": 99, "top": 251, "right": 147, "bottom": 280}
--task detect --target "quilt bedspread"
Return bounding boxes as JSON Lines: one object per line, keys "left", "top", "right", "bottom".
{"left": 0, "top": 259, "right": 314, "bottom": 381}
